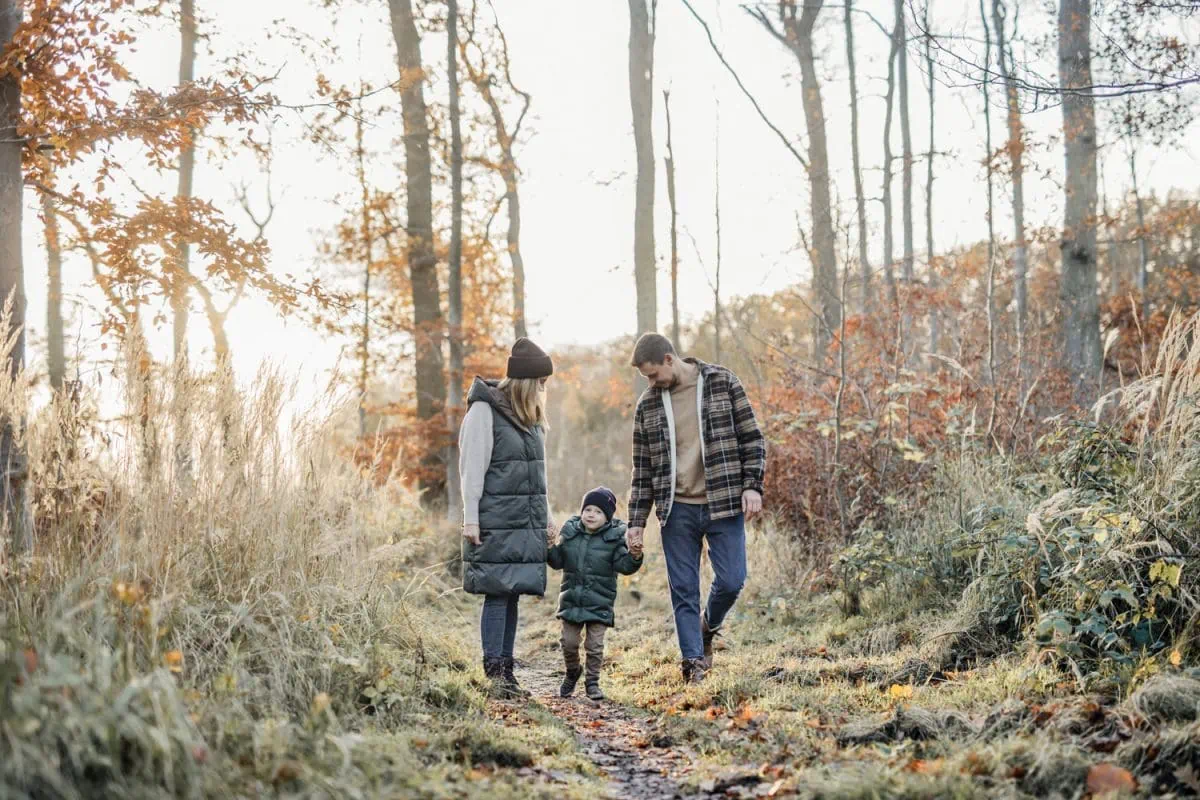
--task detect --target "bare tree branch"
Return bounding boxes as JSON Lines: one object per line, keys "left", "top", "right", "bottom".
{"left": 678, "top": 0, "right": 810, "bottom": 171}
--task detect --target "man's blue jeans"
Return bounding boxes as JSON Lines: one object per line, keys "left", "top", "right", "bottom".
{"left": 660, "top": 502, "right": 747, "bottom": 661}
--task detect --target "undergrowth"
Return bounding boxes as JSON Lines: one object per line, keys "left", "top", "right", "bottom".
{"left": 0, "top": 354, "right": 596, "bottom": 799}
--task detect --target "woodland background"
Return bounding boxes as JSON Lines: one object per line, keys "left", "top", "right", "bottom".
{"left": 2, "top": 0, "right": 1200, "bottom": 797}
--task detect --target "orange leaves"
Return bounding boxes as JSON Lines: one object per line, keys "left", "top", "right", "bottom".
{"left": 112, "top": 579, "right": 146, "bottom": 606}
{"left": 903, "top": 758, "right": 945, "bottom": 775}
{"left": 1086, "top": 763, "right": 1137, "bottom": 795}
{"left": 162, "top": 650, "right": 184, "bottom": 674}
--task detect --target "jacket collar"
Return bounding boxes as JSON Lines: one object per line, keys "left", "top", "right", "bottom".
{"left": 561, "top": 516, "right": 627, "bottom": 542}
{"left": 467, "top": 376, "right": 530, "bottom": 432}
{"left": 650, "top": 357, "right": 714, "bottom": 399}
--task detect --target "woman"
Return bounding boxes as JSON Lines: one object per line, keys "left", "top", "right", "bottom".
{"left": 460, "top": 337, "right": 556, "bottom": 698}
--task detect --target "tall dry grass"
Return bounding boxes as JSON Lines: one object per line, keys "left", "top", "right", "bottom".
{"left": 0, "top": 340, "right": 485, "bottom": 797}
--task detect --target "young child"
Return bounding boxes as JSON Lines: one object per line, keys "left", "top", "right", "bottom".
{"left": 547, "top": 487, "right": 643, "bottom": 701}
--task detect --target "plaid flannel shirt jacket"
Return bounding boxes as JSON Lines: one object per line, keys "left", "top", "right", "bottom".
{"left": 628, "top": 359, "right": 766, "bottom": 530}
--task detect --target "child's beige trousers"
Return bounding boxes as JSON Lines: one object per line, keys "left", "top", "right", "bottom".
{"left": 561, "top": 621, "right": 606, "bottom": 679}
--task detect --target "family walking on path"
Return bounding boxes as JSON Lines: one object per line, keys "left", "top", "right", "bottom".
{"left": 458, "top": 333, "right": 767, "bottom": 700}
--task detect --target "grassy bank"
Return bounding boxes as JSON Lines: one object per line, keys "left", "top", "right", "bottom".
{"left": 0, "top": 371, "right": 604, "bottom": 799}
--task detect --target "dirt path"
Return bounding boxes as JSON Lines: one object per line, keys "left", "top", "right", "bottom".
{"left": 506, "top": 655, "right": 727, "bottom": 800}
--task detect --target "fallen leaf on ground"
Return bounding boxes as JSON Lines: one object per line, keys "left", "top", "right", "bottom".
{"left": 1086, "top": 763, "right": 1136, "bottom": 794}
{"left": 904, "top": 758, "right": 944, "bottom": 775}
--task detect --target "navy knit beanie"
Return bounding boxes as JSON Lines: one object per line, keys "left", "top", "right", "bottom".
{"left": 580, "top": 487, "right": 618, "bottom": 522}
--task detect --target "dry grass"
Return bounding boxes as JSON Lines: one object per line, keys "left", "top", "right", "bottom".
{"left": 0, "top": 349, "right": 601, "bottom": 799}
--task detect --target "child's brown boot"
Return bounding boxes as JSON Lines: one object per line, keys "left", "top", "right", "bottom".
{"left": 559, "top": 666, "right": 583, "bottom": 697}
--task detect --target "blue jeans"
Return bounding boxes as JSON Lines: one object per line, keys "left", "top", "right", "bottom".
{"left": 660, "top": 503, "right": 747, "bottom": 660}
{"left": 481, "top": 594, "right": 520, "bottom": 660}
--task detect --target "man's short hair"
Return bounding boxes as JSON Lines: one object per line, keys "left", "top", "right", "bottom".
{"left": 631, "top": 333, "right": 676, "bottom": 367}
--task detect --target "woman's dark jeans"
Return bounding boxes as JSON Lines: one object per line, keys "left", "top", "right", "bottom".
{"left": 480, "top": 594, "right": 520, "bottom": 660}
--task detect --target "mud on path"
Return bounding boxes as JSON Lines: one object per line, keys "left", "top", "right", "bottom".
{"left": 494, "top": 655, "right": 741, "bottom": 800}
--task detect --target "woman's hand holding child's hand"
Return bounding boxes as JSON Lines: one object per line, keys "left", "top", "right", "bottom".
{"left": 463, "top": 523, "right": 482, "bottom": 546}
{"left": 546, "top": 520, "right": 559, "bottom": 546}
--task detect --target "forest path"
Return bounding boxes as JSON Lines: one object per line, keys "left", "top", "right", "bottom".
{"left": 493, "top": 652, "right": 743, "bottom": 799}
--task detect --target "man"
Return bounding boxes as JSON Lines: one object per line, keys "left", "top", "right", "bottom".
{"left": 626, "top": 333, "right": 766, "bottom": 683}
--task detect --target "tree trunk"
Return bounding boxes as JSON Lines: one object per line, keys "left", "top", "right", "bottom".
{"left": 629, "top": 0, "right": 657, "bottom": 351}
{"left": 664, "top": 89, "right": 680, "bottom": 348}
{"left": 844, "top": 0, "right": 872, "bottom": 314}
{"left": 172, "top": 0, "right": 196, "bottom": 361}
{"left": 507, "top": 175, "right": 527, "bottom": 341}
{"left": 714, "top": 103, "right": 722, "bottom": 363}
{"left": 897, "top": 0, "right": 914, "bottom": 289}
{"left": 43, "top": 181, "right": 65, "bottom": 393}
{"left": 389, "top": 0, "right": 447, "bottom": 501}
{"left": 1128, "top": 137, "right": 1150, "bottom": 326}
{"left": 881, "top": 10, "right": 901, "bottom": 308}
{"left": 981, "top": 0, "right": 999, "bottom": 439}
{"left": 168, "top": 0, "right": 198, "bottom": 488}
{"left": 924, "top": 1, "right": 939, "bottom": 356}
{"left": 0, "top": 0, "right": 27, "bottom": 551}
{"left": 462, "top": 39, "right": 530, "bottom": 342}
{"left": 992, "top": 0, "right": 1028, "bottom": 382}
{"left": 752, "top": 2, "right": 839, "bottom": 359}
{"left": 1058, "top": 0, "right": 1102, "bottom": 389}
{"left": 446, "top": 0, "right": 464, "bottom": 523}
{"left": 355, "top": 102, "right": 372, "bottom": 441}
{"left": 794, "top": 1, "right": 839, "bottom": 359}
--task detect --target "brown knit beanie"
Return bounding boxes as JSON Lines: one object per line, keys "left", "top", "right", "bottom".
{"left": 506, "top": 337, "right": 554, "bottom": 379}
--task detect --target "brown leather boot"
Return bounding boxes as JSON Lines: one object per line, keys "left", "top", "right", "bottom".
{"left": 681, "top": 657, "right": 708, "bottom": 685}
{"left": 502, "top": 657, "right": 531, "bottom": 698}
{"left": 484, "top": 657, "right": 521, "bottom": 699}
{"left": 701, "top": 614, "right": 719, "bottom": 669}
{"left": 559, "top": 666, "right": 583, "bottom": 698}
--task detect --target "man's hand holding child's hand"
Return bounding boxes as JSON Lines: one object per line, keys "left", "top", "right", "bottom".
{"left": 626, "top": 529, "right": 644, "bottom": 559}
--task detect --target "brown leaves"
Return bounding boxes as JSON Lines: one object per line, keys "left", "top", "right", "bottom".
{"left": 1086, "top": 763, "right": 1136, "bottom": 795}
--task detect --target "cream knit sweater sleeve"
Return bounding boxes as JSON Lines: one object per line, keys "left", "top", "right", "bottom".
{"left": 458, "top": 402, "right": 493, "bottom": 526}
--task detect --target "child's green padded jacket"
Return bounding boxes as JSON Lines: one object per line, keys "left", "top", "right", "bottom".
{"left": 547, "top": 516, "right": 643, "bottom": 626}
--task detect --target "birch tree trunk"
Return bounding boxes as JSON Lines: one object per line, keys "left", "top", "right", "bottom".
{"left": 389, "top": 0, "right": 447, "bottom": 502}
{"left": 446, "top": 0, "right": 464, "bottom": 522}
{"left": 0, "top": 0, "right": 28, "bottom": 552}
{"left": 844, "top": 0, "right": 872, "bottom": 314}
{"left": 1058, "top": 0, "right": 1102, "bottom": 389}
{"left": 629, "top": 0, "right": 657, "bottom": 350}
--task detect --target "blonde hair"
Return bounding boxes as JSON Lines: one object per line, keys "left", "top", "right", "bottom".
{"left": 498, "top": 377, "right": 548, "bottom": 430}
